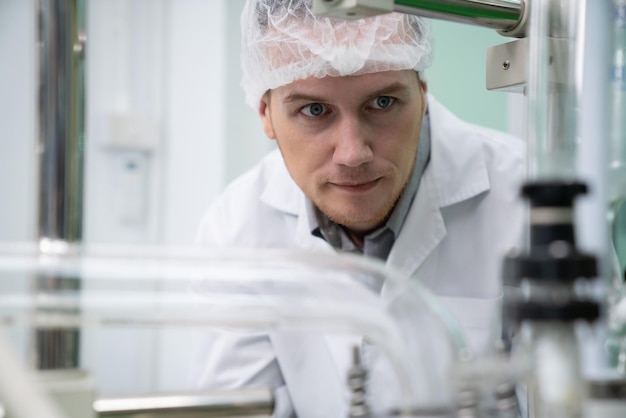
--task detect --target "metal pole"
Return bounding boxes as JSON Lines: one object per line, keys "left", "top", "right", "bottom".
{"left": 36, "top": 0, "right": 86, "bottom": 370}
{"left": 393, "top": 0, "right": 524, "bottom": 32}
{"left": 94, "top": 389, "right": 274, "bottom": 418}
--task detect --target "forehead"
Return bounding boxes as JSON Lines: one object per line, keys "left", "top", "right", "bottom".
{"left": 271, "top": 70, "right": 420, "bottom": 100}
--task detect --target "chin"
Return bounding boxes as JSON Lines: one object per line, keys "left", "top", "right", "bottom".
{"left": 326, "top": 208, "right": 387, "bottom": 232}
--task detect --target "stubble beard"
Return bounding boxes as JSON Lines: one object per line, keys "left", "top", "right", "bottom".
{"left": 315, "top": 180, "right": 407, "bottom": 234}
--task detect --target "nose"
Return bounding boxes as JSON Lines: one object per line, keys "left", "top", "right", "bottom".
{"left": 332, "top": 116, "right": 373, "bottom": 167}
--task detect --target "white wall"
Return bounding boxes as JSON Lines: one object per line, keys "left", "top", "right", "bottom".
{"left": 86, "top": 0, "right": 218, "bottom": 246}
{"left": 0, "top": 0, "right": 37, "bottom": 242}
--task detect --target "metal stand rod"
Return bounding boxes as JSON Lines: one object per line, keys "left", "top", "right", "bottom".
{"left": 36, "top": 0, "right": 86, "bottom": 370}
{"left": 394, "top": 0, "right": 524, "bottom": 32}
{"left": 94, "top": 389, "right": 274, "bottom": 418}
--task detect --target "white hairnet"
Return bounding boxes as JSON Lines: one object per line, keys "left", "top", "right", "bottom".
{"left": 241, "top": 0, "right": 434, "bottom": 108}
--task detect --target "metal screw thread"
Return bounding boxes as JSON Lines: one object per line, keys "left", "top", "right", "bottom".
{"left": 348, "top": 345, "right": 370, "bottom": 417}
{"left": 456, "top": 387, "right": 480, "bottom": 418}
{"left": 495, "top": 381, "right": 519, "bottom": 418}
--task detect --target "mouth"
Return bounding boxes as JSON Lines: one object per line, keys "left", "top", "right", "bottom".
{"left": 330, "top": 178, "right": 381, "bottom": 193}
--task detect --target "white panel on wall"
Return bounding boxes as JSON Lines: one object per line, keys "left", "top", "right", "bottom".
{"left": 160, "top": 0, "right": 227, "bottom": 246}
{"left": 0, "top": 0, "right": 38, "bottom": 362}
{"left": 0, "top": 0, "right": 36, "bottom": 242}
{"left": 82, "top": 0, "right": 165, "bottom": 396}
{"left": 156, "top": 0, "right": 228, "bottom": 392}
{"left": 85, "top": 0, "right": 165, "bottom": 245}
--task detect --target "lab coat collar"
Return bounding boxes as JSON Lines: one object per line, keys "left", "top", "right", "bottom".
{"left": 387, "top": 95, "right": 490, "bottom": 276}
{"left": 425, "top": 94, "right": 490, "bottom": 208}
{"left": 259, "top": 156, "right": 328, "bottom": 250}
{"left": 259, "top": 149, "right": 300, "bottom": 217}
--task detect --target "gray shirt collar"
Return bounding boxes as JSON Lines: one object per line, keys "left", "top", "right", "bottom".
{"left": 307, "top": 108, "right": 431, "bottom": 261}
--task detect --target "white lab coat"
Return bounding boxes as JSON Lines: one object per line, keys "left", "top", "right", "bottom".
{"left": 193, "top": 95, "right": 525, "bottom": 417}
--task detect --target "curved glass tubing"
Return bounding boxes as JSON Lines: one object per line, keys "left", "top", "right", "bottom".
{"left": 0, "top": 243, "right": 469, "bottom": 416}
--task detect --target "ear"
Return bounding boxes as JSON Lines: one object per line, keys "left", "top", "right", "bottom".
{"left": 420, "top": 80, "right": 428, "bottom": 94}
{"left": 258, "top": 93, "right": 277, "bottom": 139}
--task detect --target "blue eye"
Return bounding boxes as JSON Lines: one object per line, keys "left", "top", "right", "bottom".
{"left": 301, "top": 103, "right": 327, "bottom": 117}
{"left": 371, "top": 96, "right": 395, "bottom": 109}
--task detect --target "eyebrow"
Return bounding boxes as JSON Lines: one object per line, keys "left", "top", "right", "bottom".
{"left": 282, "top": 81, "right": 411, "bottom": 104}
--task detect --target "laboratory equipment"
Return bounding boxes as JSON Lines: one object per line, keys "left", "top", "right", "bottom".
{"left": 584, "top": 378, "right": 626, "bottom": 418}
{"left": 504, "top": 9, "right": 601, "bottom": 418}
{"left": 0, "top": 243, "right": 471, "bottom": 417}
{"left": 313, "top": 0, "right": 526, "bottom": 34}
{"left": 504, "top": 182, "right": 600, "bottom": 418}
{"left": 37, "top": 0, "right": 86, "bottom": 370}
{"left": 93, "top": 389, "right": 274, "bottom": 417}
{"left": 607, "top": 0, "right": 626, "bottom": 372}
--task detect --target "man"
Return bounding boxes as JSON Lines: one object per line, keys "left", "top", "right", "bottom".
{"left": 194, "top": 0, "right": 524, "bottom": 416}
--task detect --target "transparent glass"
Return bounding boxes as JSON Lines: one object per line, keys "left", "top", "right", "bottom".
{"left": 607, "top": 240, "right": 626, "bottom": 373}
{"left": 526, "top": 0, "right": 580, "bottom": 179}
{"left": 0, "top": 243, "right": 468, "bottom": 417}
{"left": 517, "top": 323, "right": 585, "bottom": 418}
{"left": 608, "top": 0, "right": 626, "bottom": 373}
{"left": 609, "top": 0, "right": 626, "bottom": 204}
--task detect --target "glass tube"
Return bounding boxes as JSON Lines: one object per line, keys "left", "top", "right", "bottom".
{"left": 37, "top": 0, "right": 87, "bottom": 371}
{"left": 526, "top": 0, "right": 580, "bottom": 179}
{"left": 522, "top": 2, "right": 600, "bottom": 417}
{"left": 393, "top": 0, "right": 522, "bottom": 31}
{"left": 0, "top": 243, "right": 469, "bottom": 415}
{"left": 521, "top": 323, "right": 585, "bottom": 418}
{"left": 609, "top": 1, "right": 626, "bottom": 283}
{"left": 609, "top": 0, "right": 626, "bottom": 204}
{"left": 606, "top": 0, "right": 626, "bottom": 372}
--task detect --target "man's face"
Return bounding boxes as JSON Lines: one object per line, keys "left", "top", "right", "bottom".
{"left": 259, "top": 69, "right": 427, "bottom": 234}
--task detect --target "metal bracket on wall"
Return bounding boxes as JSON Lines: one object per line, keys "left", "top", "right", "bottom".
{"left": 486, "top": 38, "right": 528, "bottom": 93}
{"left": 487, "top": 37, "right": 568, "bottom": 94}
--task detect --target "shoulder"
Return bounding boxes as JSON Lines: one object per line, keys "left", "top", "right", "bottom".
{"left": 196, "top": 149, "right": 299, "bottom": 246}
{"left": 428, "top": 95, "right": 524, "bottom": 184}
{"left": 469, "top": 121, "right": 524, "bottom": 165}
{"left": 429, "top": 95, "right": 523, "bottom": 152}
{"left": 467, "top": 122, "right": 525, "bottom": 190}
{"left": 221, "top": 149, "right": 285, "bottom": 202}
